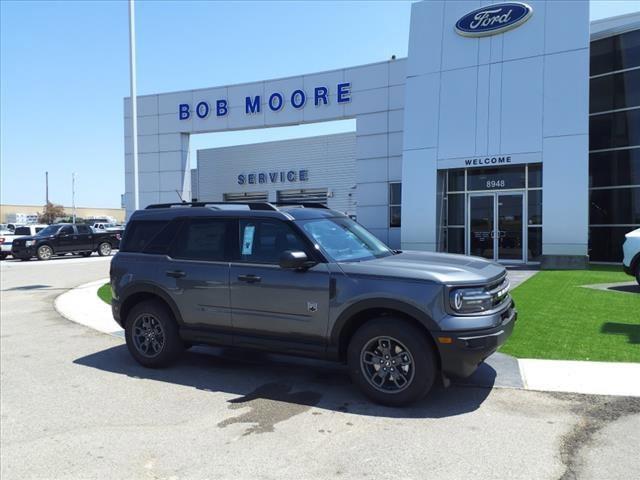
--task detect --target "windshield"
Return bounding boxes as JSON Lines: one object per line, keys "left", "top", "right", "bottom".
{"left": 298, "top": 217, "right": 393, "bottom": 262}
{"left": 37, "top": 225, "right": 61, "bottom": 236}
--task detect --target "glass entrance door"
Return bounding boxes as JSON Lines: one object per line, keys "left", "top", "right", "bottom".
{"left": 467, "top": 193, "right": 524, "bottom": 263}
{"left": 468, "top": 194, "right": 495, "bottom": 260}
{"left": 497, "top": 193, "right": 524, "bottom": 262}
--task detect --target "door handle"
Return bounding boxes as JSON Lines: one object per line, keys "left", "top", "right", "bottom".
{"left": 166, "top": 270, "right": 186, "bottom": 278}
{"left": 238, "top": 274, "right": 261, "bottom": 284}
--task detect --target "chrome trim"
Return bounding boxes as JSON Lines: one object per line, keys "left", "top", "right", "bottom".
{"left": 458, "top": 330, "right": 505, "bottom": 341}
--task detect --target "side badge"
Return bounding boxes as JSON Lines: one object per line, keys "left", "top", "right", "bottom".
{"left": 307, "top": 302, "right": 318, "bottom": 313}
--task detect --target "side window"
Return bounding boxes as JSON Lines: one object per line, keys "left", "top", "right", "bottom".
{"left": 76, "top": 225, "right": 90, "bottom": 234}
{"left": 60, "top": 226, "right": 74, "bottom": 235}
{"left": 120, "top": 221, "right": 166, "bottom": 252}
{"left": 144, "top": 219, "right": 183, "bottom": 255}
{"left": 171, "top": 219, "right": 229, "bottom": 261}
{"left": 238, "top": 219, "right": 308, "bottom": 264}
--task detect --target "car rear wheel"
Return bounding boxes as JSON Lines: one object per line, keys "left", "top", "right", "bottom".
{"left": 97, "top": 242, "right": 112, "bottom": 256}
{"left": 125, "top": 300, "right": 184, "bottom": 368}
{"left": 36, "top": 245, "right": 53, "bottom": 261}
{"left": 347, "top": 317, "right": 437, "bottom": 407}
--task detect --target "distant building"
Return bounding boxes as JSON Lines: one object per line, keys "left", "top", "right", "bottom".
{"left": 6, "top": 212, "right": 39, "bottom": 224}
{"left": 0, "top": 204, "right": 126, "bottom": 224}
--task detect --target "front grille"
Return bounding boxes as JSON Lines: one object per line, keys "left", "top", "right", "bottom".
{"left": 486, "top": 275, "right": 510, "bottom": 308}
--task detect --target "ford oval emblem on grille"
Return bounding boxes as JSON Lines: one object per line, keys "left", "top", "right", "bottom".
{"left": 455, "top": 2, "right": 533, "bottom": 37}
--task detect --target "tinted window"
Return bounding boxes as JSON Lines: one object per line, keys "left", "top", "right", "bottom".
{"left": 239, "top": 219, "right": 308, "bottom": 264}
{"left": 528, "top": 190, "right": 542, "bottom": 225}
{"left": 14, "top": 227, "right": 31, "bottom": 235}
{"left": 528, "top": 164, "right": 542, "bottom": 188}
{"left": 448, "top": 169, "right": 465, "bottom": 191}
{"left": 590, "top": 69, "right": 640, "bottom": 113}
{"left": 121, "top": 221, "right": 166, "bottom": 253}
{"left": 446, "top": 227, "right": 465, "bottom": 254}
{"left": 389, "top": 183, "right": 402, "bottom": 205}
{"left": 589, "top": 148, "right": 640, "bottom": 188}
{"left": 590, "top": 187, "right": 640, "bottom": 224}
{"left": 60, "top": 226, "right": 74, "bottom": 235}
{"left": 76, "top": 225, "right": 91, "bottom": 234}
{"left": 171, "top": 219, "right": 229, "bottom": 261}
{"left": 589, "top": 109, "right": 640, "bottom": 151}
{"left": 528, "top": 227, "right": 542, "bottom": 262}
{"left": 590, "top": 30, "right": 640, "bottom": 76}
{"left": 35, "top": 227, "right": 44, "bottom": 233}
{"left": 144, "top": 219, "right": 183, "bottom": 255}
{"left": 467, "top": 166, "right": 525, "bottom": 190}
{"left": 589, "top": 226, "right": 636, "bottom": 262}
{"left": 447, "top": 193, "right": 465, "bottom": 226}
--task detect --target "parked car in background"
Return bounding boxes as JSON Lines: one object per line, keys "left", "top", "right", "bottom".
{"left": 622, "top": 228, "right": 640, "bottom": 286}
{"left": 91, "top": 222, "right": 124, "bottom": 234}
{"left": 0, "top": 224, "right": 48, "bottom": 260}
{"left": 11, "top": 223, "right": 121, "bottom": 261}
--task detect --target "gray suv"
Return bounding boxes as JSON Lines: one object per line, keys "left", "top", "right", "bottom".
{"left": 110, "top": 202, "right": 516, "bottom": 406}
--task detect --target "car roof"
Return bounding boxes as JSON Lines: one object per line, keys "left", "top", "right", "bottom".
{"left": 129, "top": 202, "right": 347, "bottom": 222}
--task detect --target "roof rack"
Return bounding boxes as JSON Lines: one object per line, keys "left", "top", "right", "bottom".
{"left": 145, "top": 201, "right": 330, "bottom": 211}
{"left": 273, "top": 202, "right": 329, "bottom": 209}
{"left": 145, "top": 201, "right": 278, "bottom": 211}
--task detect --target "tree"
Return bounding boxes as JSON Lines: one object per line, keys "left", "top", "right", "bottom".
{"left": 38, "top": 202, "right": 66, "bottom": 224}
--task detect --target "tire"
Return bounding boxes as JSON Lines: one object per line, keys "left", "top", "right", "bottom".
{"left": 635, "top": 264, "right": 640, "bottom": 287}
{"left": 124, "top": 300, "right": 184, "bottom": 368}
{"left": 81, "top": 251, "right": 92, "bottom": 257}
{"left": 97, "top": 242, "right": 112, "bottom": 256}
{"left": 0, "top": 253, "right": 6, "bottom": 260}
{"left": 36, "top": 245, "right": 53, "bottom": 261}
{"left": 347, "top": 317, "right": 437, "bottom": 407}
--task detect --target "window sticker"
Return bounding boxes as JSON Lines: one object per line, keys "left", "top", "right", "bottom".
{"left": 242, "top": 225, "right": 256, "bottom": 255}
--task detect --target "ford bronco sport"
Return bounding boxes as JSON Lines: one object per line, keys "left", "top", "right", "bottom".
{"left": 110, "top": 202, "right": 516, "bottom": 406}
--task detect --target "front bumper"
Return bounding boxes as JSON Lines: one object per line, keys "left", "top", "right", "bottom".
{"left": 1, "top": 244, "right": 12, "bottom": 253}
{"left": 11, "top": 245, "right": 35, "bottom": 258}
{"left": 437, "top": 304, "right": 517, "bottom": 378}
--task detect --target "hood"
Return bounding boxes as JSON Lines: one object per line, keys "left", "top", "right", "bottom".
{"left": 338, "top": 250, "right": 506, "bottom": 285}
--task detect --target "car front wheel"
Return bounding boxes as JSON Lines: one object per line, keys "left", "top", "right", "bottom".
{"left": 124, "top": 300, "right": 184, "bottom": 368}
{"left": 347, "top": 317, "right": 437, "bottom": 407}
{"left": 36, "top": 245, "right": 53, "bottom": 261}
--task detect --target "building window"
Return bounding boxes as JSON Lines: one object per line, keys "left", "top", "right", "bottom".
{"left": 588, "top": 28, "right": 640, "bottom": 262}
{"left": 389, "top": 183, "right": 401, "bottom": 227}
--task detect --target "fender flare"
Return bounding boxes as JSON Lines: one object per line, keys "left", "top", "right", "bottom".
{"left": 329, "top": 298, "right": 440, "bottom": 357}
{"left": 118, "top": 282, "right": 185, "bottom": 326}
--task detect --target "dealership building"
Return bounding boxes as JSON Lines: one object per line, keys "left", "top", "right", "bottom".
{"left": 123, "top": 1, "right": 639, "bottom": 266}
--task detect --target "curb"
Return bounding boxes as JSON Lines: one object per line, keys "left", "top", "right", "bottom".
{"left": 54, "top": 278, "right": 124, "bottom": 338}
{"left": 56, "top": 279, "right": 640, "bottom": 397}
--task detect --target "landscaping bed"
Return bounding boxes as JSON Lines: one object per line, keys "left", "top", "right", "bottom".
{"left": 97, "top": 282, "right": 112, "bottom": 305}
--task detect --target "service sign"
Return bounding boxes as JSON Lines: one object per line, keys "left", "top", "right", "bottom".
{"left": 455, "top": 2, "right": 533, "bottom": 37}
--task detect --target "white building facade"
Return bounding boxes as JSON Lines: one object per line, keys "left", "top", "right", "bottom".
{"left": 124, "top": 1, "right": 640, "bottom": 266}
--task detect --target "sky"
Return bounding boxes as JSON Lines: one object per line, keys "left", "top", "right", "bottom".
{"left": 1, "top": 0, "right": 639, "bottom": 209}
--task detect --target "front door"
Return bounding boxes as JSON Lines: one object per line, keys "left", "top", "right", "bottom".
{"left": 229, "top": 218, "right": 330, "bottom": 355}
{"left": 468, "top": 193, "right": 524, "bottom": 262}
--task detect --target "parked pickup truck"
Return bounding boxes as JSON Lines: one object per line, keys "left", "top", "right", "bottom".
{"left": 1, "top": 224, "right": 48, "bottom": 260}
{"left": 11, "top": 223, "right": 121, "bottom": 261}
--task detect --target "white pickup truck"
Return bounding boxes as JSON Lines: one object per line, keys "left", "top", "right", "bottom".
{"left": 622, "top": 228, "right": 640, "bottom": 286}
{"left": 0, "top": 224, "right": 48, "bottom": 259}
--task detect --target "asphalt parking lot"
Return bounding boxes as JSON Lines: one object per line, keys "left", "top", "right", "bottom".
{"left": 1, "top": 256, "right": 639, "bottom": 479}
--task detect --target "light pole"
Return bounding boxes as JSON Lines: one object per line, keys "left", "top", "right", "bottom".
{"left": 72, "top": 173, "right": 76, "bottom": 224}
{"left": 128, "top": 0, "right": 139, "bottom": 211}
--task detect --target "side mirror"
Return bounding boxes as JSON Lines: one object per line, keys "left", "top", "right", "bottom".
{"left": 279, "top": 250, "right": 313, "bottom": 270}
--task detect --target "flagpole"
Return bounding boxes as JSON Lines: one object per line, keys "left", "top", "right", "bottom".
{"left": 128, "top": 0, "right": 139, "bottom": 210}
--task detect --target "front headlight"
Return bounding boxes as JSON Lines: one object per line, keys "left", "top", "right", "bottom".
{"left": 449, "top": 287, "right": 494, "bottom": 314}
{"left": 25, "top": 240, "right": 35, "bottom": 247}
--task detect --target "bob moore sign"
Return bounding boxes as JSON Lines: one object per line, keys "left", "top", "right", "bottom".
{"left": 455, "top": 2, "right": 533, "bottom": 37}
{"left": 178, "top": 83, "right": 351, "bottom": 120}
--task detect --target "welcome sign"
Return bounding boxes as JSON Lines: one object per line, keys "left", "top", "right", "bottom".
{"left": 455, "top": 2, "right": 533, "bottom": 37}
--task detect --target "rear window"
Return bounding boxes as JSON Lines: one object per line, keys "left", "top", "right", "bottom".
{"left": 120, "top": 221, "right": 167, "bottom": 253}
{"left": 14, "top": 227, "right": 31, "bottom": 235}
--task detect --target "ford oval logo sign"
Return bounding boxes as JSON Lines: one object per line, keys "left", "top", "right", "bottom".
{"left": 455, "top": 2, "right": 533, "bottom": 37}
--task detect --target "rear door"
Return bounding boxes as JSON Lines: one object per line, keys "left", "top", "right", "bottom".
{"left": 229, "top": 218, "right": 330, "bottom": 354}
{"left": 162, "top": 218, "right": 234, "bottom": 340}
{"left": 75, "top": 224, "right": 94, "bottom": 251}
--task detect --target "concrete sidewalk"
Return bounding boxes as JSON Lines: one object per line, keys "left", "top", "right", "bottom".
{"left": 55, "top": 278, "right": 640, "bottom": 397}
